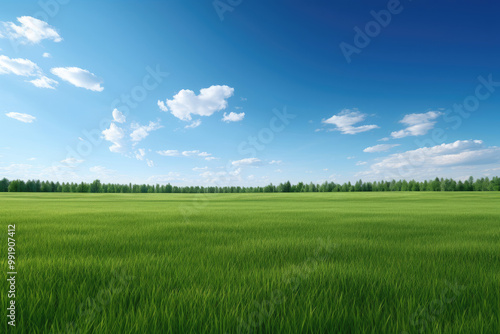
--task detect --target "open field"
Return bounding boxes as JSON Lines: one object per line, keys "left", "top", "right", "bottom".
{"left": 1, "top": 193, "right": 499, "bottom": 333}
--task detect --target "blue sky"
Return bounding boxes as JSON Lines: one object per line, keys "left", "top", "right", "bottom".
{"left": 1, "top": 0, "right": 500, "bottom": 186}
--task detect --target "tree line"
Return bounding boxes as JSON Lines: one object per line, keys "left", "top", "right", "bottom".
{"left": 1, "top": 176, "right": 499, "bottom": 193}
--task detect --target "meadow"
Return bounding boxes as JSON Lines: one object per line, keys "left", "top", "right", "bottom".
{"left": 0, "top": 192, "right": 499, "bottom": 333}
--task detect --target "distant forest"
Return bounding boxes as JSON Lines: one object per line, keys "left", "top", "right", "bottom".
{"left": 1, "top": 176, "right": 499, "bottom": 193}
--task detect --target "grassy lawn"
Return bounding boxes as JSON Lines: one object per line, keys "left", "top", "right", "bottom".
{"left": 1, "top": 192, "right": 499, "bottom": 333}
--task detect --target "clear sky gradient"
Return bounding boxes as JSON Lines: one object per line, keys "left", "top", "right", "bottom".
{"left": 1, "top": 0, "right": 500, "bottom": 186}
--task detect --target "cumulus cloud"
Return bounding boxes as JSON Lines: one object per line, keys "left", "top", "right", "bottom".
{"left": 222, "top": 111, "right": 245, "bottom": 122}
{"left": 358, "top": 140, "right": 500, "bottom": 180}
{"left": 322, "top": 109, "right": 379, "bottom": 134}
{"left": 232, "top": 158, "right": 262, "bottom": 166}
{"left": 157, "top": 100, "right": 168, "bottom": 112}
{"left": 162, "top": 85, "right": 234, "bottom": 121}
{"left": 182, "top": 150, "right": 200, "bottom": 157}
{"left": 157, "top": 150, "right": 180, "bottom": 157}
{"left": 42, "top": 52, "right": 51, "bottom": 58}
{"left": 51, "top": 67, "right": 103, "bottom": 91}
{"left": 102, "top": 123, "right": 125, "bottom": 152}
{"left": 5, "top": 112, "right": 36, "bottom": 123}
{"left": 130, "top": 121, "right": 162, "bottom": 142}
{"left": 112, "top": 108, "right": 126, "bottom": 123}
{"left": 0, "top": 55, "right": 41, "bottom": 76}
{"left": 157, "top": 149, "right": 217, "bottom": 161}
{"left": 363, "top": 144, "right": 400, "bottom": 153}
{"left": 391, "top": 111, "right": 443, "bottom": 139}
{"left": 28, "top": 75, "right": 58, "bottom": 89}
{"left": 199, "top": 168, "right": 242, "bottom": 183}
{"left": 60, "top": 157, "right": 84, "bottom": 165}
{"left": 185, "top": 119, "right": 201, "bottom": 129}
{"left": 1, "top": 16, "right": 62, "bottom": 44}
{"left": 0, "top": 55, "right": 59, "bottom": 89}
{"left": 90, "top": 166, "right": 115, "bottom": 175}
{"left": 135, "top": 148, "right": 146, "bottom": 160}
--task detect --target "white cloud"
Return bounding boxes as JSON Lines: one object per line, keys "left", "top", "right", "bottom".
{"left": 347, "top": 156, "right": 356, "bottom": 160}
{"left": 164, "top": 85, "right": 234, "bottom": 121}
{"left": 61, "top": 157, "right": 84, "bottom": 165}
{"left": 1, "top": 16, "right": 62, "bottom": 44}
{"left": 130, "top": 121, "right": 162, "bottom": 142}
{"left": 270, "top": 160, "right": 282, "bottom": 164}
{"left": 146, "top": 159, "right": 154, "bottom": 167}
{"left": 222, "top": 111, "right": 245, "bottom": 122}
{"left": 198, "top": 152, "right": 211, "bottom": 157}
{"left": 135, "top": 148, "right": 146, "bottom": 160}
{"left": 322, "top": 109, "right": 379, "bottom": 134}
{"left": 182, "top": 150, "right": 200, "bottom": 157}
{"left": 356, "top": 161, "right": 367, "bottom": 166}
{"left": 358, "top": 140, "right": 500, "bottom": 180}
{"left": 0, "top": 55, "right": 59, "bottom": 89}
{"left": 199, "top": 167, "right": 242, "bottom": 183}
{"left": 391, "top": 111, "right": 443, "bottom": 139}
{"left": 102, "top": 123, "right": 125, "bottom": 152}
{"left": 42, "top": 52, "right": 51, "bottom": 58}
{"left": 90, "top": 165, "right": 115, "bottom": 175}
{"left": 363, "top": 144, "right": 400, "bottom": 153}
{"left": 193, "top": 166, "right": 208, "bottom": 171}
{"left": 157, "top": 100, "right": 168, "bottom": 112}
{"left": 157, "top": 150, "right": 180, "bottom": 157}
{"left": 378, "top": 137, "right": 390, "bottom": 142}
{"left": 28, "top": 75, "right": 58, "bottom": 89}
{"left": 205, "top": 157, "right": 218, "bottom": 161}
{"left": 0, "top": 55, "right": 41, "bottom": 76}
{"left": 51, "top": 67, "right": 103, "bottom": 91}
{"left": 275, "top": 169, "right": 283, "bottom": 173}
{"left": 0, "top": 164, "right": 33, "bottom": 177}
{"left": 5, "top": 112, "right": 36, "bottom": 123}
{"left": 185, "top": 119, "right": 201, "bottom": 129}
{"left": 27, "top": 157, "right": 36, "bottom": 161}
{"left": 112, "top": 108, "right": 126, "bottom": 123}
{"left": 232, "top": 158, "right": 262, "bottom": 166}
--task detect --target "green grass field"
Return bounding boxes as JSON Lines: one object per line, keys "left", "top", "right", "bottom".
{"left": 1, "top": 193, "right": 499, "bottom": 333}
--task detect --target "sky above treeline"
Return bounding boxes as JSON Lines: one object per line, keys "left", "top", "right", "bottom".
{"left": 1, "top": 0, "right": 500, "bottom": 186}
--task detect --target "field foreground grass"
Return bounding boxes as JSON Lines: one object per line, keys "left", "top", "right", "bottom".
{"left": 1, "top": 193, "right": 499, "bottom": 333}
